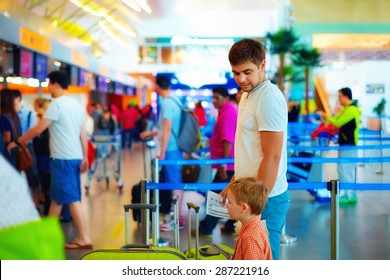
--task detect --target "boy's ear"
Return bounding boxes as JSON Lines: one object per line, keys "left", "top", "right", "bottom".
{"left": 241, "top": 203, "right": 250, "bottom": 214}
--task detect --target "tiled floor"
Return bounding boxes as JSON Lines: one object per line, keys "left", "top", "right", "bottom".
{"left": 64, "top": 140, "right": 390, "bottom": 260}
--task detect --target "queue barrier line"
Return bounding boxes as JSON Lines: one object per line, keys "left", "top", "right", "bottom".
{"left": 288, "top": 136, "right": 390, "bottom": 142}
{"left": 288, "top": 156, "right": 390, "bottom": 164}
{"left": 197, "top": 143, "right": 390, "bottom": 154}
{"left": 146, "top": 182, "right": 390, "bottom": 191}
{"left": 157, "top": 156, "right": 390, "bottom": 166}
{"left": 288, "top": 144, "right": 390, "bottom": 151}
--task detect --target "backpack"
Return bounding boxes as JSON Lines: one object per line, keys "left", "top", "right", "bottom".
{"left": 168, "top": 96, "right": 201, "bottom": 154}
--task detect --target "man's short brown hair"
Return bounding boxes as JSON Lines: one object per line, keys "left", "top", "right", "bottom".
{"left": 228, "top": 38, "right": 266, "bottom": 66}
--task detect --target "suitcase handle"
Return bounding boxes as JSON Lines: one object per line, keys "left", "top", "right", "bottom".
{"left": 123, "top": 203, "right": 157, "bottom": 247}
{"left": 186, "top": 202, "right": 200, "bottom": 259}
{"left": 187, "top": 202, "right": 200, "bottom": 213}
{"left": 124, "top": 203, "right": 157, "bottom": 212}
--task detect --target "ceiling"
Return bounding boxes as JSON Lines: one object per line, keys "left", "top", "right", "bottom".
{"left": 10, "top": 0, "right": 284, "bottom": 72}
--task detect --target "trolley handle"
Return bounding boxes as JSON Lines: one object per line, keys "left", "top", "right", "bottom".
{"left": 124, "top": 203, "right": 157, "bottom": 212}
{"left": 186, "top": 202, "right": 200, "bottom": 213}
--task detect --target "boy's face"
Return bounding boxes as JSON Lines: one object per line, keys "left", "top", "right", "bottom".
{"left": 226, "top": 189, "right": 242, "bottom": 221}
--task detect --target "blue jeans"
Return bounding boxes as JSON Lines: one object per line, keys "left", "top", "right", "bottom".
{"left": 261, "top": 189, "right": 290, "bottom": 260}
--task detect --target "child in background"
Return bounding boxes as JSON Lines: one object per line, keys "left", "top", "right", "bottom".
{"left": 226, "top": 177, "right": 272, "bottom": 260}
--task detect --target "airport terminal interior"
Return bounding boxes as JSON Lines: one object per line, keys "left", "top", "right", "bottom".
{"left": 1, "top": 0, "right": 390, "bottom": 261}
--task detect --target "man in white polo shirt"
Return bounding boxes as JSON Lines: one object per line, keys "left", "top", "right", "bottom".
{"left": 221, "top": 38, "right": 290, "bottom": 260}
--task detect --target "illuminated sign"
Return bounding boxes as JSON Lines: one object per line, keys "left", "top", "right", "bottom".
{"left": 366, "top": 84, "right": 385, "bottom": 94}
{"left": 20, "top": 26, "right": 51, "bottom": 55}
{"left": 20, "top": 49, "right": 33, "bottom": 78}
{"left": 35, "top": 53, "right": 48, "bottom": 81}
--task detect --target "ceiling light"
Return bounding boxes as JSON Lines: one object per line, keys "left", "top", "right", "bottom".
{"left": 135, "top": 0, "right": 152, "bottom": 14}
{"left": 70, "top": 0, "right": 106, "bottom": 17}
{"left": 99, "top": 21, "right": 132, "bottom": 49}
{"left": 104, "top": 15, "right": 137, "bottom": 38}
{"left": 122, "top": 0, "right": 142, "bottom": 12}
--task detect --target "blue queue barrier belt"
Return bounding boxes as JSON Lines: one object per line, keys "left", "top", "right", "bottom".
{"left": 152, "top": 157, "right": 390, "bottom": 191}
{"left": 287, "top": 144, "right": 390, "bottom": 151}
{"left": 146, "top": 182, "right": 390, "bottom": 191}
{"left": 197, "top": 143, "right": 390, "bottom": 153}
{"left": 288, "top": 136, "right": 390, "bottom": 142}
{"left": 288, "top": 156, "right": 390, "bottom": 164}
{"left": 158, "top": 156, "right": 390, "bottom": 166}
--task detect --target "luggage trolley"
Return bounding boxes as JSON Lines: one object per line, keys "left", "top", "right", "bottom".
{"left": 85, "top": 133, "right": 123, "bottom": 193}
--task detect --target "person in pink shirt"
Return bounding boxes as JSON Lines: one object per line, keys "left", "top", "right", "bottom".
{"left": 196, "top": 86, "right": 238, "bottom": 236}
{"left": 227, "top": 177, "right": 272, "bottom": 260}
{"left": 121, "top": 103, "right": 141, "bottom": 149}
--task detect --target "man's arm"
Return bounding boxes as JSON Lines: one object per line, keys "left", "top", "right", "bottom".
{"left": 257, "top": 131, "right": 283, "bottom": 195}
{"left": 79, "top": 122, "right": 89, "bottom": 173}
{"left": 140, "top": 130, "right": 158, "bottom": 140}
{"left": 7, "top": 118, "right": 52, "bottom": 151}
{"left": 158, "top": 119, "right": 172, "bottom": 160}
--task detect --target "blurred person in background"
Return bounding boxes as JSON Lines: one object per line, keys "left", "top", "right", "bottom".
{"left": 33, "top": 97, "right": 52, "bottom": 215}
{"left": 196, "top": 86, "right": 237, "bottom": 237}
{"left": 14, "top": 90, "right": 41, "bottom": 209}
{"left": 319, "top": 87, "right": 361, "bottom": 204}
{"left": 0, "top": 88, "right": 22, "bottom": 168}
{"left": 121, "top": 102, "right": 141, "bottom": 149}
{"left": 140, "top": 74, "right": 185, "bottom": 231}
{"left": 7, "top": 71, "right": 92, "bottom": 249}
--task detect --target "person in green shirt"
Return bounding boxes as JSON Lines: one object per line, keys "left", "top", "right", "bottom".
{"left": 320, "top": 87, "right": 362, "bottom": 204}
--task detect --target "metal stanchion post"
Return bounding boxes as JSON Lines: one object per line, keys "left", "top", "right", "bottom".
{"left": 152, "top": 158, "right": 170, "bottom": 247}
{"left": 173, "top": 196, "right": 180, "bottom": 250}
{"left": 140, "top": 179, "right": 150, "bottom": 244}
{"left": 376, "top": 120, "right": 384, "bottom": 174}
{"left": 328, "top": 180, "right": 339, "bottom": 260}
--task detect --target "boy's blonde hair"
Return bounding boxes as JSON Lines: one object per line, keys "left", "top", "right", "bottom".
{"left": 229, "top": 177, "right": 268, "bottom": 215}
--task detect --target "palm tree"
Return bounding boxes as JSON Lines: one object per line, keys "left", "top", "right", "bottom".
{"left": 266, "top": 28, "right": 298, "bottom": 92}
{"left": 292, "top": 45, "right": 321, "bottom": 120}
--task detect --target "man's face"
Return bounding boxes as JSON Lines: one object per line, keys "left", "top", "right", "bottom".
{"left": 212, "top": 93, "right": 228, "bottom": 109}
{"left": 231, "top": 59, "right": 266, "bottom": 92}
{"left": 338, "top": 91, "right": 348, "bottom": 107}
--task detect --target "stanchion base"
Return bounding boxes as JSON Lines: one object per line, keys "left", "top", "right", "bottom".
{"left": 375, "top": 169, "right": 384, "bottom": 175}
{"left": 280, "top": 234, "right": 297, "bottom": 245}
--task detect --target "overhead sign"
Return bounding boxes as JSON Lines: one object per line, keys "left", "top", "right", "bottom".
{"left": 71, "top": 51, "right": 88, "bottom": 69}
{"left": 366, "top": 84, "right": 385, "bottom": 94}
{"left": 19, "top": 26, "right": 51, "bottom": 55}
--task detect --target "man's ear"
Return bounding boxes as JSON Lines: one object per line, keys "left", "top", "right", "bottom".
{"left": 260, "top": 59, "right": 266, "bottom": 71}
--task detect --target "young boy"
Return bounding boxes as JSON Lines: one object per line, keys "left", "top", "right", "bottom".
{"left": 226, "top": 177, "right": 272, "bottom": 260}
